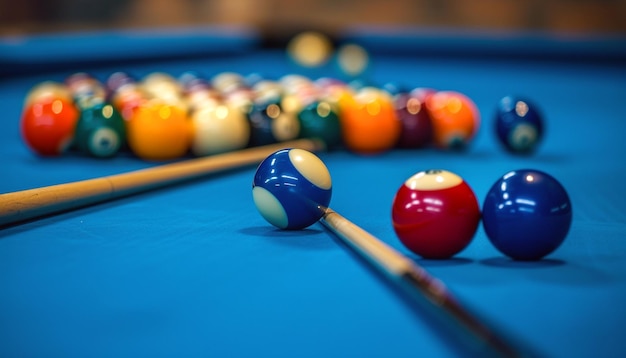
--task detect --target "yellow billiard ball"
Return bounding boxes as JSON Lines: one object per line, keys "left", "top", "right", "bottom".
{"left": 127, "top": 100, "right": 191, "bottom": 160}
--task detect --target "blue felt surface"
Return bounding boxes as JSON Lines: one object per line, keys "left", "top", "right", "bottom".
{"left": 1, "top": 31, "right": 626, "bottom": 358}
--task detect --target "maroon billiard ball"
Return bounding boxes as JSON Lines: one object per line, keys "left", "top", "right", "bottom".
{"left": 394, "top": 88, "right": 435, "bottom": 148}
{"left": 391, "top": 169, "right": 481, "bottom": 259}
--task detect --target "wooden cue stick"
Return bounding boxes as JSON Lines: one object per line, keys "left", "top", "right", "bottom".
{"left": 0, "top": 139, "right": 324, "bottom": 228}
{"left": 321, "top": 208, "right": 535, "bottom": 358}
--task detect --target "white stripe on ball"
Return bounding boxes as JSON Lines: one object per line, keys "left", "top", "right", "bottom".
{"left": 252, "top": 186, "right": 289, "bottom": 229}
{"left": 288, "top": 149, "right": 331, "bottom": 190}
{"left": 404, "top": 170, "right": 463, "bottom": 191}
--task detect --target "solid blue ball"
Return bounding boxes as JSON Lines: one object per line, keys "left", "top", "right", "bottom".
{"left": 482, "top": 169, "right": 572, "bottom": 260}
{"left": 495, "top": 96, "right": 544, "bottom": 154}
{"left": 252, "top": 148, "right": 332, "bottom": 230}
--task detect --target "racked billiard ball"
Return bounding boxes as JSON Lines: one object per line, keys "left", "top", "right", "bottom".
{"left": 252, "top": 148, "right": 332, "bottom": 230}
{"left": 20, "top": 97, "right": 79, "bottom": 156}
{"left": 297, "top": 100, "right": 342, "bottom": 149}
{"left": 277, "top": 78, "right": 342, "bottom": 149}
{"left": 394, "top": 88, "right": 435, "bottom": 149}
{"left": 24, "top": 81, "right": 73, "bottom": 108}
{"left": 482, "top": 169, "right": 572, "bottom": 260}
{"left": 65, "top": 72, "right": 107, "bottom": 107}
{"left": 74, "top": 101, "right": 126, "bottom": 158}
{"left": 127, "top": 100, "right": 191, "bottom": 161}
{"left": 426, "top": 91, "right": 480, "bottom": 150}
{"left": 246, "top": 98, "right": 300, "bottom": 147}
{"left": 339, "top": 87, "right": 401, "bottom": 154}
{"left": 190, "top": 103, "right": 251, "bottom": 156}
{"left": 391, "top": 170, "right": 481, "bottom": 259}
{"left": 495, "top": 96, "right": 544, "bottom": 154}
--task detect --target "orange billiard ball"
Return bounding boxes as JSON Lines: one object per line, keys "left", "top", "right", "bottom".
{"left": 127, "top": 100, "right": 192, "bottom": 161}
{"left": 426, "top": 91, "right": 480, "bottom": 150}
{"left": 20, "top": 97, "right": 79, "bottom": 156}
{"left": 339, "top": 87, "right": 401, "bottom": 154}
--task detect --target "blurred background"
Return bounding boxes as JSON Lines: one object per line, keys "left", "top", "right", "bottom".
{"left": 2, "top": 0, "right": 626, "bottom": 37}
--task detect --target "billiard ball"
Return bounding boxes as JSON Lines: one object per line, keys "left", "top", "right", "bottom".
{"left": 246, "top": 98, "right": 300, "bottom": 147}
{"left": 212, "top": 72, "right": 247, "bottom": 95}
{"left": 127, "top": 100, "right": 191, "bottom": 160}
{"left": 141, "top": 72, "right": 187, "bottom": 111}
{"left": 253, "top": 79, "right": 282, "bottom": 96}
{"left": 177, "top": 71, "right": 205, "bottom": 91}
{"left": 279, "top": 74, "right": 313, "bottom": 91}
{"left": 106, "top": 71, "right": 137, "bottom": 96}
{"left": 394, "top": 88, "right": 435, "bottom": 149}
{"left": 314, "top": 77, "right": 351, "bottom": 108}
{"left": 391, "top": 170, "right": 481, "bottom": 259}
{"left": 426, "top": 91, "right": 480, "bottom": 150}
{"left": 381, "top": 82, "right": 407, "bottom": 97}
{"left": 279, "top": 76, "right": 320, "bottom": 115}
{"left": 65, "top": 72, "right": 107, "bottom": 106}
{"left": 20, "top": 97, "right": 79, "bottom": 156}
{"left": 336, "top": 43, "right": 370, "bottom": 78}
{"left": 252, "top": 148, "right": 332, "bottom": 230}
{"left": 190, "top": 103, "right": 251, "bottom": 156}
{"left": 297, "top": 100, "right": 342, "bottom": 149}
{"left": 494, "top": 96, "right": 544, "bottom": 154}
{"left": 181, "top": 75, "right": 222, "bottom": 114}
{"left": 287, "top": 31, "right": 333, "bottom": 68}
{"left": 275, "top": 77, "right": 342, "bottom": 149}
{"left": 340, "top": 87, "right": 401, "bottom": 154}
{"left": 24, "top": 81, "right": 73, "bottom": 107}
{"left": 482, "top": 169, "right": 572, "bottom": 260}
{"left": 111, "top": 83, "right": 149, "bottom": 122}
{"left": 142, "top": 72, "right": 181, "bottom": 98}
{"left": 74, "top": 101, "right": 126, "bottom": 158}
{"left": 254, "top": 80, "right": 285, "bottom": 110}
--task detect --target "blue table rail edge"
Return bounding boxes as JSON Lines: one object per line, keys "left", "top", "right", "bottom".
{"left": 0, "top": 25, "right": 261, "bottom": 77}
{"left": 1, "top": 25, "right": 625, "bottom": 78}
{"left": 342, "top": 26, "right": 626, "bottom": 64}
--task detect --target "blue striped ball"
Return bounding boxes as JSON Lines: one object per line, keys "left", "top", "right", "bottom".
{"left": 252, "top": 149, "right": 332, "bottom": 229}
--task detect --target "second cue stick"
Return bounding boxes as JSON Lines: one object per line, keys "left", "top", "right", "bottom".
{"left": 0, "top": 139, "right": 324, "bottom": 228}
{"left": 321, "top": 208, "right": 535, "bottom": 358}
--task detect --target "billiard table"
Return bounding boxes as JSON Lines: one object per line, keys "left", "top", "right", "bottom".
{"left": 1, "top": 26, "right": 625, "bottom": 358}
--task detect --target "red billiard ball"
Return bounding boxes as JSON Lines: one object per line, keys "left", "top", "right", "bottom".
{"left": 391, "top": 169, "right": 481, "bottom": 259}
{"left": 20, "top": 97, "right": 80, "bottom": 156}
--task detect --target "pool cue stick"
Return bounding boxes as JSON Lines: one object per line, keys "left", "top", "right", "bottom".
{"left": 321, "top": 208, "right": 534, "bottom": 358}
{"left": 0, "top": 139, "right": 324, "bottom": 228}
